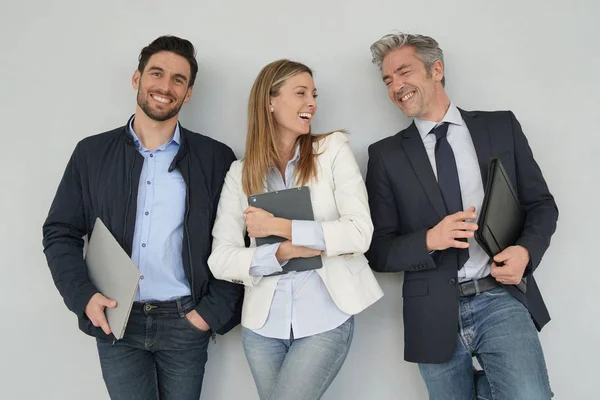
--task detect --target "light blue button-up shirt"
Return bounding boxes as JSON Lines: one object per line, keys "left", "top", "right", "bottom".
{"left": 129, "top": 119, "right": 191, "bottom": 301}
{"left": 414, "top": 103, "right": 490, "bottom": 282}
{"left": 249, "top": 146, "right": 351, "bottom": 339}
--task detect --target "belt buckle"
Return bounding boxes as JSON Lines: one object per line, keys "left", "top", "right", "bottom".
{"left": 459, "top": 280, "right": 476, "bottom": 297}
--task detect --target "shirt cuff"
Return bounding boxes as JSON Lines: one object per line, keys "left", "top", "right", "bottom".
{"left": 291, "top": 220, "right": 326, "bottom": 250}
{"left": 249, "top": 243, "right": 284, "bottom": 276}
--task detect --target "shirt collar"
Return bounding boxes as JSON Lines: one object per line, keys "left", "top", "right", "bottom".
{"left": 269, "top": 144, "right": 301, "bottom": 173}
{"left": 128, "top": 117, "right": 180, "bottom": 150}
{"left": 414, "top": 102, "right": 463, "bottom": 140}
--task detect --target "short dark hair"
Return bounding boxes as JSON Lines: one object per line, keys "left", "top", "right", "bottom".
{"left": 137, "top": 35, "right": 198, "bottom": 87}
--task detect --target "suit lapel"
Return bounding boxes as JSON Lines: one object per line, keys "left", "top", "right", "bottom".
{"left": 460, "top": 109, "right": 492, "bottom": 186}
{"left": 401, "top": 122, "right": 447, "bottom": 219}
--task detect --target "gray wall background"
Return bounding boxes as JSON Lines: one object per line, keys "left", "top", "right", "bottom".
{"left": 1, "top": 0, "right": 598, "bottom": 398}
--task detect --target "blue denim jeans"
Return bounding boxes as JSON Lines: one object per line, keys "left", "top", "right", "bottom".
{"left": 96, "top": 296, "right": 211, "bottom": 400}
{"left": 419, "top": 287, "right": 552, "bottom": 400}
{"left": 242, "top": 316, "right": 354, "bottom": 400}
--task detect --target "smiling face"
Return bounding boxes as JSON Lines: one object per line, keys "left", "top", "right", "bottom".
{"left": 269, "top": 72, "right": 317, "bottom": 138}
{"left": 132, "top": 51, "right": 193, "bottom": 122}
{"left": 381, "top": 45, "right": 444, "bottom": 120}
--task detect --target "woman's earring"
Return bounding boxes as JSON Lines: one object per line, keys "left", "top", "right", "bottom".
{"left": 270, "top": 107, "right": 274, "bottom": 112}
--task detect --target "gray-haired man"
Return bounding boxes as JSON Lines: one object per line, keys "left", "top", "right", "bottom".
{"left": 366, "top": 32, "right": 557, "bottom": 399}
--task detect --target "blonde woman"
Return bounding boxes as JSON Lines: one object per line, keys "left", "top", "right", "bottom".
{"left": 208, "top": 60, "right": 383, "bottom": 400}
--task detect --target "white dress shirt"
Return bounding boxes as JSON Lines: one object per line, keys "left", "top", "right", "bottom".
{"left": 414, "top": 103, "right": 491, "bottom": 282}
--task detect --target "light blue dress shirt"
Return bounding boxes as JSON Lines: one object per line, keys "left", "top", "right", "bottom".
{"left": 249, "top": 146, "right": 351, "bottom": 339}
{"left": 129, "top": 119, "right": 191, "bottom": 301}
{"left": 414, "top": 103, "right": 491, "bottom": 282}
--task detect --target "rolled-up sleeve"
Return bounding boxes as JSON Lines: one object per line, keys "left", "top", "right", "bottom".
{"left": 249, "top": 243, "right": 284, "bottom": 276}
{"left": 291, "top": 220, "right": 326, "bottom": 250}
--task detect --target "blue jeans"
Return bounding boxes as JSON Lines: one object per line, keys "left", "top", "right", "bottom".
{"left": 419, "top": 287, "right": 552, "bottom": 400}
{"left": 96, "top": 296, "right": 211, "bottom": 400}
{"left": 242, "top": 316, "right": 354, "bottom": 400}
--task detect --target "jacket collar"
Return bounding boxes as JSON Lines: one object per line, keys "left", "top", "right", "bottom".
{"left": 121, "top": 115, "right": 188, "bottom": 172}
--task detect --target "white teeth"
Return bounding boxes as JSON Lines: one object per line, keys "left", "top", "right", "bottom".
{"left": 401, "top": 92, "right": 414, "bottom": 102}
{"left": 298, "top": 112, "right": 312, "bottom": 119}
{"left": 152, "top": 94, "right": 171, "bottom": 103}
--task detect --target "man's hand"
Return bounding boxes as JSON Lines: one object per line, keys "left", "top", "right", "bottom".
{"left": 186, "top": 310, "right": 210, "bottom": 331}
{"left": 426, "top": 206, "right": 478, "bottom": 252}
{"left": 490, "top": 245, "right": 530, "bottom": 285}
{"left": 276, "top": 240, "right": 322, "bottom": 263}
{"left": 85, "top": 293, "right": 117, "bottom": 335}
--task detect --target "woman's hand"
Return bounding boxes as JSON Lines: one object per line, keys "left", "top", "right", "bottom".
{"left": 276, "top": 240, "right": 323, "bottom": 263}
{"left": 244, "top": 206, "right": 276, "bottom": 238}
{"left": 244, "top": 206, "right": 293, "bottom": 239}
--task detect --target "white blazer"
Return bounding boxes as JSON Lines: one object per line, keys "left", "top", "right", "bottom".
{"left": 208, "top": 132, "right": 383, "bottom": 329}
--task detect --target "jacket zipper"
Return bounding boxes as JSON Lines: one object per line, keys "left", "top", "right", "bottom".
{"left": 183, "top": 169, "right": 214, "bottom": 342}
{"left": 172, "top": 145, "right": 215, "bottom": 342}
{"left": 122, "top": 146, "right": 136, "bottom": 245}
{"left": 184, "top": 163, "right": 216, "bottom": 344}
{"left": 184, "top": 181, "right": 195, "bottom": 301}
{"left": 116, "top": 142, "right": 136, "bottom": 345}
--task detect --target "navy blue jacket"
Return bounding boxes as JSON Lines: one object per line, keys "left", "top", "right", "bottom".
{"left": 43, "top": 119, "right": 243, "bottom": 339}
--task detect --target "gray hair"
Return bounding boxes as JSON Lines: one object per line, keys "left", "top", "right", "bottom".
{"left": 370, "top": 32, "right": 445, "bottom": 86}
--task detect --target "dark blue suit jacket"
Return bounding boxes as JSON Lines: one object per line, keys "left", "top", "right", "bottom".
{"left": 366, "top": 109, "right": 558, "bottom": 363}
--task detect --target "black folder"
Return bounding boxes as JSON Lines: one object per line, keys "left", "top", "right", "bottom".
{"left": 248, "top": 186, "right": 322, "bottom": 276}
{"left": 475, "top": 158, "right": 527, "bottom": 293}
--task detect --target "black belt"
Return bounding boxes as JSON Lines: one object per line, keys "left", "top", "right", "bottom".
{"left": 457, "top": 276, "right": 500, "bottom": 297}
{"left": 131, "top": 296, "right": 194, "bottom": 315}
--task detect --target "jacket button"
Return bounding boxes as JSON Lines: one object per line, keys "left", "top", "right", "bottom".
{"left": 449, "top": 278, "right": 457, "bottom": 285}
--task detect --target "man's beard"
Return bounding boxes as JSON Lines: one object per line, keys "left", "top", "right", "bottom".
{"left": 137, "top": 89, "right": 183, "bottom": 122}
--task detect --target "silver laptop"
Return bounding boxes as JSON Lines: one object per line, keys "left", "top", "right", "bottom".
{"left": 85, "top": 218, "right": 141, "bottom": 340}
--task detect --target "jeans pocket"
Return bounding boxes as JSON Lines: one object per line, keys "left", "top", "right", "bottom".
{"left": 182, "top": 315, "right": 212, "bottom": 334}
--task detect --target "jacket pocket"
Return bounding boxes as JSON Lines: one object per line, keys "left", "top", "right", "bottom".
{"left": 402, "top": 279, "right": 429, "bottom": 298}
{"left": 343, "top": 254, "right": 368, "bottom": 275}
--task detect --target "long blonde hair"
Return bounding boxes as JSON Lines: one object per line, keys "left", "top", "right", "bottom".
{"left": 242, "top": 59, "right": 335, "bottom": 196}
